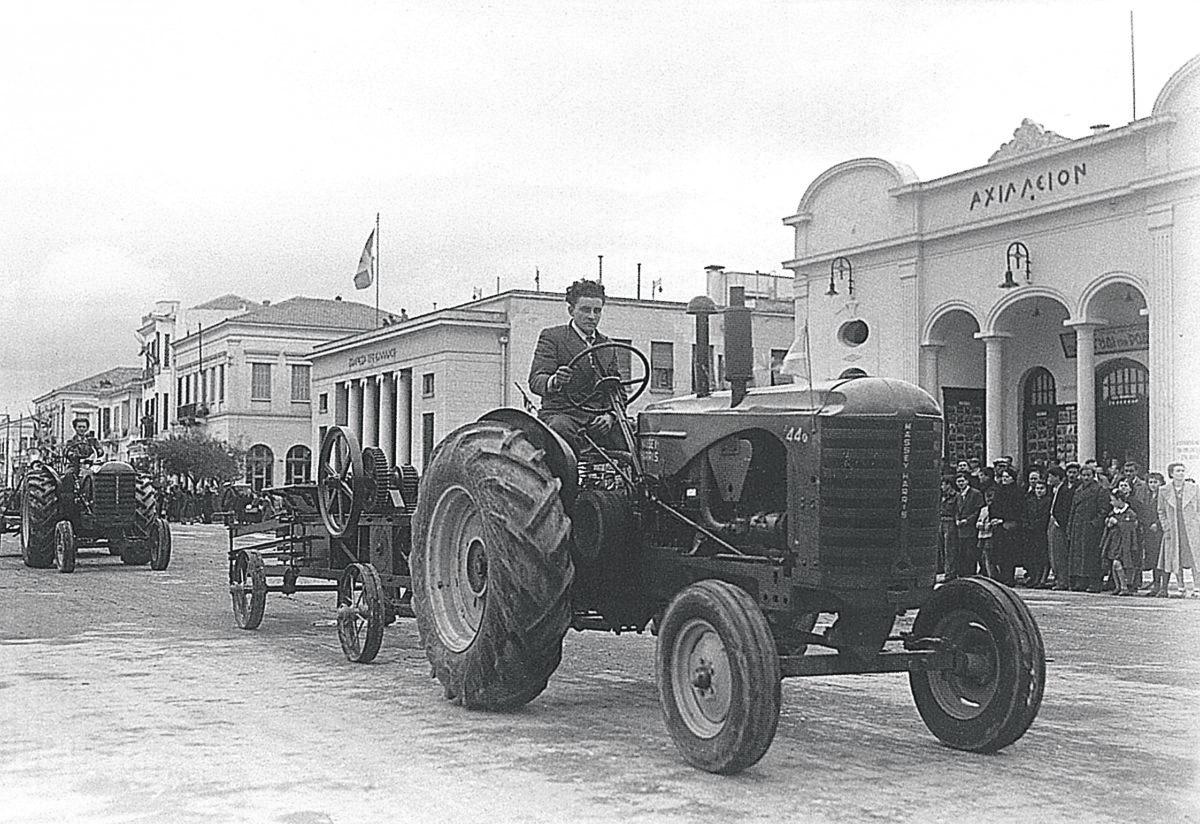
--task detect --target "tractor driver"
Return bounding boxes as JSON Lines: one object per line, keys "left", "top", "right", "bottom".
{"left": 65, "top": 417, "right": 104, "bottom": 465}
{"left": 529, "top": 278, "right": 624, "bottom": 453}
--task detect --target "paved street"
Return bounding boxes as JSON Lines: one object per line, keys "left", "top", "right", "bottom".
{"left": 1, "top": 523, "right": 1198, "bottom": 824}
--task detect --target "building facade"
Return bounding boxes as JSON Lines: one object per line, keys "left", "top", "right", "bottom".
{"left": 32, "top": 366, "right": 144, "bottom": 461}
{"left": 171, "top": 296, "right": 382, "bottom": 489}
{"left": 784, "top": 55, "right": 1199, "bottom": 472}
{"left": 310, "top": 270, "right": 795, "bottom": 470}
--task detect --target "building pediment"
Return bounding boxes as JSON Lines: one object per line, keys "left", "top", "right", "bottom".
{"left": 988, "top": 118, "right": 1070, "bottom": 163}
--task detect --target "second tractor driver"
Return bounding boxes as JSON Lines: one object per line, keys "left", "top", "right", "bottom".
{"left": 528, "top": 278, "right": 625, "bottom": 453}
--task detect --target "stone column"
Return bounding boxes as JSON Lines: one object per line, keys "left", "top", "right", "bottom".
{"left": 379, "top": 374, "right": 396, "bottom": 466}
{"left": 335, "top": 381, "right": 349, "bottom": 427}
{"left": 1147, "top": 206, "right": 1174, "bottom": 470}
{"left": 1070, "top": 322, "right": 1100, "bottom": 463}
{"left": 975, "top": 332, "right": 1010, "bottom": 464}
{"left": 395, "top": 370, "right": 412, "bottom": 465}
{"left": 363, "top": 376, "right": 380, "bottom": 448}
{"left": 348, "top": 379, "right": 364, "bottom": 444}
{"left": 919, "top": 343, "right": 943, "bottom": 401}
{"left": 897, "top": 260, "right": 919, "bottom": 383}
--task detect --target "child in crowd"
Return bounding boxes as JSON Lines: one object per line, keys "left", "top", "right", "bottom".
{"left": 1101, "top": 488, "right": 1142, "bottom": 595}
{"left": 977, "top": 487, "right": 1001, "bottom": 580}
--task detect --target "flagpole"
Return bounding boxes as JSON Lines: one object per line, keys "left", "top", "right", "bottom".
{"left": 374, "top": 211, "right": 380, "bottom": 327}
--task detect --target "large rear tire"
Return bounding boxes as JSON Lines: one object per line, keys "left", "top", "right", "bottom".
{"left": 411, "top": 420, "right": 573, "bottom": 710}
{"left": 908, "top": 576, "right": 1044, "bottom": 753}
{"left": 657, "top": 579, "right": 781, "bottom": 775}
{"left": 20, "top": 468, "right": 58, "bottom": 569}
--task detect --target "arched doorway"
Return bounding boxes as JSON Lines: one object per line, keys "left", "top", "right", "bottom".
{"left": 1021, "top": 367, "right": 1057, "bottom": 468}
{"left": 1096, "top": 358, "right": 1149, "bottom": 470}
{"left": 285, "top": 444, "right": 312, "bottom": 485}
{"left": 246, "top": 444, "right": 274, "bottom": 491}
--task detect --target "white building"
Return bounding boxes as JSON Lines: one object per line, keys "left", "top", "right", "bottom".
{"left": 784, "top": 54, "right": 1199, "bottom": 472}
{"left": 33, "top": 366, "right": 144, "bottom": 461}
{"left": 310, "top": 270, "right": 795, "bottom": 470}
{"left": 171, "top": 296, "right": 382, "bottom": 488}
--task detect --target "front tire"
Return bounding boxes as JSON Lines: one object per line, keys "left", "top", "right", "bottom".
{"left": 411, "top": 420, "right": 573, "bottom": 710}
{"left": 55, "top": 521, "right": 76, "bottom": 573}
{"left": 149, "top": 518, "right": 172, "bottom": 571}
{"left": 657, "top": 579, "right": 781, "bottom": 775}
{"left": 908, "top": 576, "right": 1044, "bottom": 753}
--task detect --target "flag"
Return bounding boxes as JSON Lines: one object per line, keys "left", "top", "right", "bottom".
{"left": 779, "top": 324, "right": 811, "bottom": 381}
{"left": 354, "top": 229, "right": 375, "bottom": 290}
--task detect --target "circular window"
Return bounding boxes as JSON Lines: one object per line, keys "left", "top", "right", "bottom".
{"left": 839, "top": 368, "right": 868, "bottom": 379}
{"left": 838, "top": 320, "right": 870, "bottom": 347}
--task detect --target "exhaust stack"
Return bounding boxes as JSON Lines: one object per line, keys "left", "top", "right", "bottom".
{"left": 724, "top": 286, "right": 753, "bottom": 408}
{"left": 686, "top": 295, "right": 718, "bottom": 398}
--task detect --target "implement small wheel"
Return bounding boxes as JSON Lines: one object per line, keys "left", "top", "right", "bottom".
{"left": 54, "top": 521, "right": 76, "bottom": 574}
{"left": 318, "top": 426, "right": 366, "bottom": 538}
{"left": 149, "top": 518, "right": 172, "bottom": 571}
{"left": 657, "top": 579, "right": 781, "bottom": 775}
{"left": 230, "top": 550, "right": 267, "bottom": 630}
{"left": 337, "top": 562, "right": 385, "bottom": 663}
{"left": 909, "top": 576, "right": 1045, "bottom": 753}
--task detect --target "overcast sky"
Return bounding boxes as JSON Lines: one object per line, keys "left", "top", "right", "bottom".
{"left": 0, "top": 0, "right": 1195, "bottom": 415}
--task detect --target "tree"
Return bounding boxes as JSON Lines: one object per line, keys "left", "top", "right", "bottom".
{"left": 145, "top": 431, "right": 245, "bottom": 487}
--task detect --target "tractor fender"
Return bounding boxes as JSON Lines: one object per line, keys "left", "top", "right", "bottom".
{"left": 478, "top": 407, "right": 578, "bottom": 512}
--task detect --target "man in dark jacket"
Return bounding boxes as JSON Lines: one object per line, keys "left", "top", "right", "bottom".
{"left": 953, "top": 473, "right": 985, "bottom": 577}
{"left": 1067, "top": 464, "right": 1108, "bottom": 591}
{"left": 1047, "top": 465, "right": 1074, "bottom": 589}
{"left": 529, "top": 279, "right": 622, "bottom": 453}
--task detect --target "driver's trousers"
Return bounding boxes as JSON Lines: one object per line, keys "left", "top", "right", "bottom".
{"left": 538, "top": 409, "right": 625, "bottom": 455}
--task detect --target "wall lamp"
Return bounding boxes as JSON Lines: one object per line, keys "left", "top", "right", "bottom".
{"left": 826, "top": 256, "right": 853, "bottom": 297}
{"left": 1000, "top": 241, "right": 1031, "bottom": 289}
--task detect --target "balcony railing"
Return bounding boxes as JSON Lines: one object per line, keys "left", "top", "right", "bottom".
{"left": 176, "top": 403, "right": 210, "bottom": 425}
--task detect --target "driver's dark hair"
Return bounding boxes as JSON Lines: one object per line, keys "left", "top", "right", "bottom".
{"left": 566, "top": 279, "right": 605, "bottom": 307}
{"left": 72, "top": 418, "right": 89, "bottom": 429}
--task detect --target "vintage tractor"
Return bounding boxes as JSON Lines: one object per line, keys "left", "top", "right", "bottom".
{"left": 316, "top": 287, "right": 1044, "bottom": 774}
{"left": 19, "top": 442, "right": 171, "bottom": 573}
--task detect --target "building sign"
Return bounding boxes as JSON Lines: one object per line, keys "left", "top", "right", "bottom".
{"left": 348, "top": 347, "right": 397, "bottom": 369}
{"left": 968, "top": 162, "right": 1088, "bottom": 211}
{"left": 1059, "top": 324, "right": 1149, "bottom": 359}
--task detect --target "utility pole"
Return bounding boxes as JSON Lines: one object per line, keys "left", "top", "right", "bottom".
{"left": 637, "top": 263, "right": 642, "bottom": 300}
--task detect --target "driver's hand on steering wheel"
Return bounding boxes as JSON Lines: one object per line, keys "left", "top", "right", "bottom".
{"left": 548, "top": 365, "right": 573, "bottom": 393}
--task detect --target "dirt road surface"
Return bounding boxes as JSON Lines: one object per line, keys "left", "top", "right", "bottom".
{"left": 1, "top": 524, "right": 1198, "bottom": 824}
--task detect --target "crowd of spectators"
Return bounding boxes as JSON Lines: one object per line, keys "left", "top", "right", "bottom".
{"left": 938, "top": 455, "right": 1200, "bottom": 597}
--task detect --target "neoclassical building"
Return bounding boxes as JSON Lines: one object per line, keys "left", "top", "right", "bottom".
{"left": 784, "top": 54, "right": 1199, "bottom": 472}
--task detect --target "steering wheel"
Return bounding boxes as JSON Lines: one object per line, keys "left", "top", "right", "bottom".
{"left": 317, "top": 426, "right": 367, "bottom": 538}
{"left": 563, "top": 341, "right": 650, "bottom": 415}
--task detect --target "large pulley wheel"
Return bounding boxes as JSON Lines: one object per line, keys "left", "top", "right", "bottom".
{"left": 337, "top": 562, "right": 385, "bottom": 663}
{"left": 54, "top": 521, "right": 76, "bottom": 574}
{"left": 563, "top": 341, "right": 651, "bottom": 415}
{"left": 149, "top": 518, "right": 172, "bottom": 571}
{"left": 909, "top": 576, "right": 1044, "bottom": 753}
{"left": 230, "top": 550, "right": 267, "bottom": 630}
{"left": 411, "top": 419, "right": 573, "bottom": 710}
{"left": 657, "top": 579, "right": 781, "bottom": 775}
{"left": 318, "top": 426, "right": 367, "bottom": 538}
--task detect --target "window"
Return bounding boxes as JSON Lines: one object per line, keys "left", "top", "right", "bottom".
{"left": 246, "top": 444, "right": 274, "bottom": 490}
{"left": 650, "top": 342, "right": 674, "bottom": 391}
{"left": 163, "top": 334, "right": 170, "bottom": 367}
{"left": 251, "top": 363, "right": 272, "bottom": 401}
{"left": 318, "top": 393, "right": 329, "bottom": 414}
{"left": 838, "top": 320, "right": 870, "bottom": 347}
{"left": 285, "top": 445, "right": 312, "bottom": 484}
{"left": 177, "top": 376, "right": 185, "bottom": 404}
{"left": 162, "top": 393, "right": 169, "bottom": 430}
{"left": 770, "top": 348, "right": 793, "bottom": 386}
{"left": 219, "top": 364, "right": 225, "bottom": 402}
{"left": 422, "top": 412, "right": 435, "bottom": 469}
{"left": 612, "top": 338, "right": 633, "bottom": 382}
{"left": 422, "top": 373, "right": 435, "bottom": 398}
{"left": 291, "top": 364, "right": 311, "bottom": 402}
{"left": 102, "top": 408, "right": 111, "bottom": 438}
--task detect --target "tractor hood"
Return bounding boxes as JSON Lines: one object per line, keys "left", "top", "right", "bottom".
{"left": 642, "top": 377, "right": 940, "bottom": 419}
{"left": 96, "top": 460, "right": 136, "bottom": 474}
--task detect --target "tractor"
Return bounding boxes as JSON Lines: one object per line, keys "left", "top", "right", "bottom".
{"left": 19, "top": 440, "right": 171, "bottom": 573}
{"left": 315, "top": 286, "right": 1044, "bottom": 774}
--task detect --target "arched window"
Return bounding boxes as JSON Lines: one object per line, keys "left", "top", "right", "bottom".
{"left": 286, "top": 445, "right": 312, "bottom": 485}
{"left": 246, "top": 444, "right": 274, "bottom": 491}
{"left": 1099, "top": 361, "right": 1148, "bottom": 405}
{"left": 838, "top": 368, "right": 868, "bottom": 379}
{"left": 1024, "top": 367, "right": 1056, "bottom": 407}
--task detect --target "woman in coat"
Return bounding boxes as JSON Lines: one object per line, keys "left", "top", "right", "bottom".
{"left": 1067, "top": 464, "right": 1108, "bottom": 592}
{"left": 987, "top": 466, "right": 1024, "bottom": 586}
{"left": 1157, "top": 462, "right": 1200, "bottom": 597}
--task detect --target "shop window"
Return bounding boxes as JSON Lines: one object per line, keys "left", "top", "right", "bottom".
{"left": 246, "top": 443, "right": 274, "bottom": 490}
{"left": 285, "top": 445, "right": 312, "bottom": 484}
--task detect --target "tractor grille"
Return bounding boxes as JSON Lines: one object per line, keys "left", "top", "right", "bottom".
{"left": 92, "top": 473, "right": 137, "bottom": 523}
{"left": 818, "top": 417, "right": 940, "bottom": 579}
